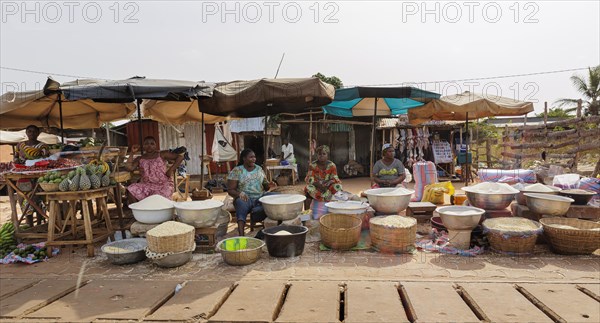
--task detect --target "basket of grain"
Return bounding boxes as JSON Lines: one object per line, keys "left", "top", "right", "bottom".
{"left": 111, "top": 171, "right": 131, "bottom": 183}
{"left": 369, "top": 215, "right": 417, "bottom": 253}
{"left": 539, "top": 218, "right": 600, "bottom": 255}
{"left": 39, "top": 182, "right": 60, "bottom": 192}
{"left": 146, "top": 221, "right": 195, "bottom": 254}
{"left": 483, "top": 218, "right": 543, "bottom": 254}
{"left": 319, "top": 213, "right": 362, "bottom": 250}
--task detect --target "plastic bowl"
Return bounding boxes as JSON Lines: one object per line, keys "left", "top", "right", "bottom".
{"left": 324, "top": 201, "right": 369, "bottom": 215}
{"left": 129, "top": 199, "right": 174, "bottom": 224}
{"left": 174, "top": 200, "right": 224, "bottom": 228}
{"left": 101, "top": 238, "right": 147, "bottom": 265}
{"left": 259, "top": 194, "right": 306, "bottom": 221}
{"left": 524, "top": 193, "right": 574, "bottom": 216}
{"left": 263, "top": 225, "right": 308, "bottom": 257}
{"left": 558, "top": 189, "right": 596, "bottom": 205}
{"left": 364, "top": 187, "right": 414, "bottom": 214}
{"left": 437, "top": 206, "right": 485, "bottom": 230}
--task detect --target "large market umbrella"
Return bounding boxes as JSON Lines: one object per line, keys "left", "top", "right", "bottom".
{"left": 197, "top": 78, "right": 335, "bottom": 118}
{"left": 60, "top": 76, "right": 216, "bottom": 150}
{"left": 322, "top": 86, "right": 442, "bottom": 175}
{"left": 0, "top": 78, "right": 135, "bottom": 132}
{"left": 408, "top": 91, "right": 534, "bottom": 183}
{"left": 0, "top": 130, "right": 61, "bottom": 145}
{"left": 198, "top": 77, "right": 335, "bottom": 168}
{"left": 141, "top": 99, "right": 234, "bottom": 188}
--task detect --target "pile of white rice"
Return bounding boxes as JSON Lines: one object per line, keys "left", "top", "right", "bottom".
{"left": 370, "top": 215, "right": 416, "bottom": 228}
{"left": 147, "top": 221, "right": 194, "bottom": 237}
{"left": 132, "top": 195, "right": 174, "bottom": 210}
{"left": 484, "top": 218, "right": 540, "bottom": 232}
{"left": 464, "top": 182, "right": 519, "bottom": 194}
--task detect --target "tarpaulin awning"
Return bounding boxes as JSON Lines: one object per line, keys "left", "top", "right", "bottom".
{"left": 0, "top": 130, "right": 60, "bottom": 145}
{"left": 142, "top": 99, "right": 233, "bottom": 125}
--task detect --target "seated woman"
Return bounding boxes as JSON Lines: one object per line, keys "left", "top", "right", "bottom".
{"left": 304, "top": 145, "right": 342, "bottom": 210}
{"left": 125, "top": 136, "right": 184, "bottom": 203}
{"left": 15, "top": 125, "right": 50, "bottom": 164}
{"left": 227, "top": 149, "right": 276, "bottom": 236}
{"left": 372, "top": 143, "right": 406, "bottom": 188}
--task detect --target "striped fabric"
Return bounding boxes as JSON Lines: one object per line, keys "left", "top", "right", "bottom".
{"left": 477, "top": 169, "right": 536, "bottom": 184}
{"left": 412, "top": 161, "right": 438, "bottom": 202}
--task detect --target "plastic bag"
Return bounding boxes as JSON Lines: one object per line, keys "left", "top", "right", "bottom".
{"left": 422, "top": 182, "right": 455, "bottom": 204}
{"left": 552, "top": 173, "right": 580, "bottom": 189}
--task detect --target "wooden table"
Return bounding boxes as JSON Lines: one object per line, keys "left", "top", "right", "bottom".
{"left": 3, "top": 172, "right": 49, "bottom": 240}
{"left": 266, "top": 165, "right": 299, "bottom": 185}
{"left": 38, "top": 187, "right": 115, "bottom": 257}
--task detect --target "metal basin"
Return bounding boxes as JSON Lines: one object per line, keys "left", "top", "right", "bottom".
{"left": 516, "top": 184, "right": 561, "bottom": 206}
{"left": 364, "top": 188, "right": 414, "bottom": 214}
{"left": 464, "top": 191, "right": 515, "bottom": 210}
{"left": 259, "top": 194, "right": 306, "bottom": 221}
{"left": 558, "top": 189, "right": 596, "bottom": 205}
{"left": 174, "top": 200, "right": 224, "bottom": 228}
{"left": 101, "top": 238, "right": 147, "bottom": 265}
{"left": 525, "top": 193, "right": 574, "bottom": 216}
{"left": 437, "top": 206, "right": 485, "bottom": 230}
{"left": 216, "top": 237, "right": 264, "bottom": 266}
{"left": 129, "top": 207, "right": 174, "bottom": 224}
{"left": 324, "top": 201, "right": 369, "bottom": 215}
{"left": 151, "top": 250, "right": 193, "bottom": 268}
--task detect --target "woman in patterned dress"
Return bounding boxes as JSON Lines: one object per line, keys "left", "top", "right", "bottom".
{"left": 126, "top": 136, "right": 184, "bottom": 203}
{"left": 14, "top": 125, "right": 49, "bottom": 164}
{"left": 304, "top": 145, "right": 343, "bottom": 209}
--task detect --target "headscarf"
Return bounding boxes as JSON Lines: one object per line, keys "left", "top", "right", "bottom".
{"left": 381, "top": 143, "right": 393, "bottom": 153}
{"left": 316, "top": 145, "right": 330, "bottom": 155}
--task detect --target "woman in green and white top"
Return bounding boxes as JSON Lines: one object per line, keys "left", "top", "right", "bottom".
{"left": 372, "top": 143, "right": 406, "bottom": 188}
{"left": 227, "top": 149, "right": 277, "bottom": 236}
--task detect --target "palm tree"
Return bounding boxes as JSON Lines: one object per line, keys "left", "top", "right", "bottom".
{"left": 554, "top": 65, "right": 600, "bottom": 116}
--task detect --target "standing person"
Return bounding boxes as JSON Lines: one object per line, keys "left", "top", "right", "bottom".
{"left": 372, "top": 143, "right": 406, "bottom": 188}
{"left": 280, "top": 137, "right": 295, "bottom": 164}
{"left": 125, "top": 136, "right": 184, "bottom": 203}
{"left": 227, "top": 149, "right": 277, "bottom": 236}
{"left": 304, "top": 145, "right": 343, "bottom": 210}
{"left": 14, "top": 125, "right": 49, "bottom": 164}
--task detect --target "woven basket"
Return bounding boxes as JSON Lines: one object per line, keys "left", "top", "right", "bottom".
{"left": 146, "top": 221, "right": 195, "bottom": 253}
{"left": 319, "top": 213, "right": 362, "bottom": 250}
{"left": 540, "top": 218, "right": 600, "bottom": 255}
{"left": 191, "top": 189, "right": 212, "bottom": 201}
{"left": 270, "top": 185, "right": 304, "bottom": 195}
{"left": 266, "top": 159, "right": 280, "bottom": 167}
{"left": 111, "top": 171, "right": 131, "bottom": 183}
{"left": 370, "top": 216, "right": 417, "bottom": 253}
{"left": 483, "top": 218, "right": 542, "bottom": 254}
{"left": 39, "top": 182, "right": 60, "bottom": 192}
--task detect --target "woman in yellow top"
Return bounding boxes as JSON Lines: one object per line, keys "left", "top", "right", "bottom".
{"left": 14, "top": 125, "right": 50, "bottom": 164}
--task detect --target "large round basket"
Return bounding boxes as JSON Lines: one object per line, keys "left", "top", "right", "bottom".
{"left": 369, "top": 216, "right": 417, "bottom": 253}
{"left": 319, "top": 213, "right": 362, "bottom": 250}
{"left": 483, "top": 218, "right": 542, "bottom": 254}
{"left": 539, "top": 218, "right": 600, "bottom": 255}
{"left": 146, "top": 221, "right": 195, "bottom": 254}
{"left": 39, "top": 182, "right": 59, "bottom": 192}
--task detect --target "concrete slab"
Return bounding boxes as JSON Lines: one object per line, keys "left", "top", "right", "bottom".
{"left": 0, "top": 279, "right": 39, "bottom": 299}
{"left": 345, "top": 281, "right": 409, "bottom": 323}
{"left": 25, "top": 280, "right": 175, "bottom": 322}
{"left": 209, "top": 281, "right": 285, "bottom": 323}
{"left": 402, "top": 282, "right": 479, "bottom": 323}
{"left": 0, "top": 279, "right": 77, "bottom": 318}
{"left": 519, "top": 283, "right": 600, "bottom": 323}
{"left": 276, "top": 281, "right": 340, "bottom": 323}
{"left": 147, "top": 280, "right": 233, "bottom": 321}
{"left": 460, "top": 283, "right": 552, "bottom": 322}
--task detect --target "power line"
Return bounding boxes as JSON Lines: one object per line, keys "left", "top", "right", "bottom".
{"left": 0, "top": 66, "right": 105, "bottom": 80}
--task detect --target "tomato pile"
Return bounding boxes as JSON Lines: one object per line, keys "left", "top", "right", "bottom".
{"left": 10, "top": 158, "right": 81, "bottom": 173}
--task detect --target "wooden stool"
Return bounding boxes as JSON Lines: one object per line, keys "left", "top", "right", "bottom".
{"left": 195, "top": 226, "right": 217, "bottom": 253}
{"left": 407, "top": 202, "right": 437, "bottom": 223}
{"left": 41, "top": 187, "right": 114, "bottom": 257}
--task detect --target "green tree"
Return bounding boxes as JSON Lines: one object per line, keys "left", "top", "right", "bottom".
{"left": 554, "top": 65, "right": 600, "bottom": 116}
{"left": 313, "top": 73, "right": 343, "bottom": 89}
{"left": 535, "top": 107, "right": 574, "bottom": 118}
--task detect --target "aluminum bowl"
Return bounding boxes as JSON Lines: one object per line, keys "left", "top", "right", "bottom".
{"left": 437, "top": 206, "right": 485, "bottom": 230}
{"left": 525, "top": 193, "right": 574, "bottom": 216}
{"left": 216, "top": 237, "right": 264, "bottom": 266}
{"left": 324, "top": 201, "right": 369, "bottom": 215}
{"left": 101, "top": 238, "right": 147, "bottom": 265}
{"left": 151, "top": 250, "right": 193, "bottom": 268}
{"left": 364, "top": 188, "right": 414, "bottom": 214}
{"left": 516, "top": 184, "right": 561, "bottom": 206}
{"left": 174, "top": 200, "right": 224, "bottom": 228}
{"left": 463, "top": 191, "right": 516, "bottom": 210}
{"left": 259, "top": 194, "right": 306, "bottom": 221}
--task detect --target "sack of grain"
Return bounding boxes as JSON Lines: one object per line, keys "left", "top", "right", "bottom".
{"left": 146, "top": 221, "right": 195, "bottom": 253}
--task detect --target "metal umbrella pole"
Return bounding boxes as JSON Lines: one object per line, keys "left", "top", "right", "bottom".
{"left": 369, "top": 98, "right": 379, "bottom": 182}
{"left": 58, "top": 95, "right": 65, "bottom": 143}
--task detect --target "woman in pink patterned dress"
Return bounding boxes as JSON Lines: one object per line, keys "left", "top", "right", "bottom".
{"left": 125, "top": 136, "right": 184, "bottom": 203}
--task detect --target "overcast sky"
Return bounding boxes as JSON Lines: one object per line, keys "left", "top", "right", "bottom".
{"left": 1, "top": 0, "right": 599, "bottom": 114}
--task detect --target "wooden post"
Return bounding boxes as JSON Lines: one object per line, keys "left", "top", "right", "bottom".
{"left": 308, "top": 113, "right": 313, "bottom": 164}
{"left": 573, "top": 100, "right": 583, "bottom": 172}
{"left": 503, "top": 125, "right": 509, "bottom": 167}
{"left": 486, "top": 138, "right": 492, "bottom": 168}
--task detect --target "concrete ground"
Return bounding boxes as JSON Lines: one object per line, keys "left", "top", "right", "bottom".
{"left": 0, "top": 177, "right": 599, "bottom": 322}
